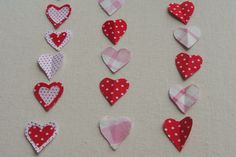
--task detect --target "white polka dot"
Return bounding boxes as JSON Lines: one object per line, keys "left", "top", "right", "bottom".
{"left": 164, "top": 128, "right": 168, "bottom": 131}
{"left": 116, "top": 88, "right": 119, "bottom": 91}
{"left": 174, "top": 133, "right": 178, "bottom": 136}
{"left": 171, "top": 126, "right": 175, "bottom": 130}
{"left": 168, "top": 120, "right": 172, "bottom": 123}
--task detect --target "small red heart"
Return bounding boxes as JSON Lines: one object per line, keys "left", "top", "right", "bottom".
{"left": 168, "top": 1, "right": 194, "bottom": 25}
{"left": 163, "top": 117, "right": 193, "bottom": 152}
{"left": 176, "top": 52, "right": 203, "bottom": 80}
{"left": 99, "top": 78, "right": 129, "bottom": 105}
{"left": 34, "top": 82, "right": 64, "bottom": 111}
{"left": 102, "top": 19, "right": 127, "bottom": 45}
{"left": 50, "top": 32, "right": 67, "bottom": 47}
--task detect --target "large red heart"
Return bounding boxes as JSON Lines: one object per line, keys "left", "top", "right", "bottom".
{"left": 175, "top": 52, "right": 203, "bottom": 80}
{"left": 99, "top": 78, "right": 129, "bottom": 105}
{"left": 163, "top": 117, "right": 193, "bottom": 152}
{"left": 25, "top": 122, "right": 58, "bottom": 154}
{"left": 168, "top": 1, "right": 194, "bottom": 25}
{"left": 102, "top": 19, "right": 127, "bottom": 45}
{"left": 34, "top": 82, "right": 64, "bottom": 111}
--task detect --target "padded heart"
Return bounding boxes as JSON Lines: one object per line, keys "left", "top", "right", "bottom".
{"left": 98, "top": 0, "right": 125, "bottom": 16}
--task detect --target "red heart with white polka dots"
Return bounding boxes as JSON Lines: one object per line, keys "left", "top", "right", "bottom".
{"left": 99, "top": 78, "right": 129, "bottom": 105}
{"left": 102, "top": 19, "right": 127, "bottom": 45}
{"left": 168, "top": 1, "right": 194, "bottom": 25}
{"left": 176, "top": 52, "right": 203, "bottom": 80}
{"left": 163, "top": 117, "right": 192, "bottom": 152}
{"left": 25, "top": 122, "right": 58, "bottom": 154}
{"left": 34, "top": 82, "right": 64, "bottom": 111}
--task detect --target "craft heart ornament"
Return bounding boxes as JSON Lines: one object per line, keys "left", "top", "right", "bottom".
{"left": 99, "top": 116, "right": 132, "bottom": 150}
{"left": 102, "top": 19, "right": 127, "bottom": 45}
{"left": 46, "top": 4, "right": 72, "bottom": 29}
{"left": 101, "top": 47, "right": 131, "bottom": 73}
{"left": 25, "top": 122, "right": 58, "bottom": 154}
{"left": 168, "top": 1, "right": 194, "bottom": 25}
{"left": 169, "top": 84, "right": 199, "bottom": 114}
{"left": 98, "top": 0, "right": 125, "bottom": 16}
{"left": 99, "top": 78, "right": 129, "bottom": 105}
{"left": 34, "top": 82, "right": 64, "bottom": 111}
{"left": 163, "top": 117, "right": 192, "bottom": 152}
{"left": 176, "top": 52, "right": 203, "bottom": 80}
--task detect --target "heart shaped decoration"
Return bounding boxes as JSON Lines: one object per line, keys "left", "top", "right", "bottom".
{"left": 46, "top": 4, "right": 72, "bottom": 29}
{"left": 101, "top": 47, "right": 131, "bottom": 73}
{"left": 99, "top": 78, "right": 129, "bottom": 105}
{"left": 25, "top": 122, "right": 58, "bottom": 154}
{"left": 98, "top": 0, "right": 125, "bottom": 16}
{"left": 176, "top": 52, "right": 203, "bottom": 80}
{"left": 174, "top": 26, "right": 201, "bottom": 49}
{"left": 34, "top": 82, "right": 64, "bottom": 111}
{"left": 163, "top": 117, "right": 192, "bottom": 152}
{"left": 102, "top": 19, "right": 127, "bottom": 45}
{"left": 169, "top": 84, "right": 199, "bottom": 114}
{"left": 45, "top": 30, "right": 72, "bottom": 51}
{"left": 168, "top": 1, "right": 194, "bottom": 25}
{"left": 38, "top": 52, "right": 64, "bottom": 80}
{"left": 99, "top": 116, "right": 132, "bottom": 150}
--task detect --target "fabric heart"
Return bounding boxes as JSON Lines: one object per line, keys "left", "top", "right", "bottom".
{"left": 174, "top": 26, "right": 201, "bottom": 49}
{"left": 176, "top": 52, "right": 203, "bottom": 80}
{"left": 34, "top": 82, "right": 64, "bottom": 111}
{"left": 38, "top": 52, "right": 64, "bottom": 80}
{"left": 45, "top": 30, "right": 72, "bottom": 51}
{"left": 101, "top": 47, "right": 131, "bottom": 73}
{"left": 99, "top": 78, "right": 129, "bottom": 105}
{"left": 168, "top": 1, "right": 194, "bottom": 25}
{"left": 163, "top": 117, "right": 192, "bottom": 152}
{"left": 46, "top": 4, "right": 72, "bottom": 29}
{"left": 99, "top": 116, "right": 132, "bottom": 150}
{"left": 98, "top": 0, "right": 125, "bottom": 16}
{"left": 169, "top": 84, "right": 199, "bottom": 114}
{"left": 102, "top": 19, "right": 127, "bottom": 45}
{"left": 25, "top": 122, "right": 58, "bottom": 154}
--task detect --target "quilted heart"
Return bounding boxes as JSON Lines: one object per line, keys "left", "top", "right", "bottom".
{"left": 25, "top": 122, "right": 58, "bottom": 154}
{"left": 169, "top": 84, "right": 199, "bottom": 114}
{"left": 99, "top": 116, "right": 132, "bottom": 150}
{"left": 98, "top": 0, "right": 125, "bottom": 16}
{"left": 38, "top": 52, "right": 64, "bottom": 80}
{"left": 46, "top": 4, "right": 72, "bottom": 29}
{"left": 168, "top": 1, "right": 194, "bottom": 25}
{"left": 175, "top": 52, "right": 203, "bottom": 80}
{"left": 45, "top": 30, "right": 72, "bottom": 51}
{"left": 34, "top": 82, "right": 64, "bottom": 111}
{"left": 102, "top": 19, "right": 127, "bottom": 45}
{"left": 99, "top": 78, "right": 129, "bottom": 105}
{"left": 174, "top": 26, "right": 201, "bottom": 49}
{"left": 163, "top": 117, "right": 192, "bottom": 152}
{"left": 101, "top": 47, "right": 131, "bottom": 73}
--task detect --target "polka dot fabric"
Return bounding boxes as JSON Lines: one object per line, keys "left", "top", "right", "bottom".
{"left": 99, "top": 78, "right": 129, "bottom": 105}
{"left": 163, "top": 117, "right": 192, "bottom": 152}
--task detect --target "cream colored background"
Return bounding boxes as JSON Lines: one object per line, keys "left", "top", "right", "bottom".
{"left": 0, "top": 0, "right": 236, "bottom": 156}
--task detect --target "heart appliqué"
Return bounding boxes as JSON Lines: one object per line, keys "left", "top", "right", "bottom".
{"left": 102, "top": 19, "right": 127, "bottom": 45}
{"left": 101, "top": 47, "right": 131, "bottom": 73}
{"left": 99, "top": 78, "right": 129, "bottom": 105}
{"left": 175, "top": 52, "right": 203, "bottom": 80}
{"left": 45, "top": 30, "right": 72, "bottom": 51}
{"left": 34, "top": 82, "right": 64, "bottom": 111}
{"left": 99, "top": 116, "right": 132, "bottom": 150}
{"left": 168, "top": 1, "right": 194, "bottom": 25}
{"left": 46, "top": 4, "right": 72, "bottom": 29}
{"left": 25, "top": 122, "right": 58, "bottom": 154}
{"left": 169, "top": 84, "right": 199, "bottom": 114}
{"left": 163, "top": 117, "right": 192, "bottom": 152}
{"left": 98, "top": 0, "right": 125, "bottom": 16}
{"left": 38, "top": 52, "right": 64, "bottom": 80}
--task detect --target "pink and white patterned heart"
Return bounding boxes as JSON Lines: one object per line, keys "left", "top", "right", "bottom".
{"left": 169, "top": 84, "right": 199, "bottom": 114}
{"left": 98, "top": 0, "right": 125, "bottom": 16}
{"left": 99, "top": 116, "right": 132, "bottom": 150}
{"left": 101, "top": 47, "right": 131, "bottom": 73}
{"left": 38, "top": 53, "right": 64, "bottom": 80}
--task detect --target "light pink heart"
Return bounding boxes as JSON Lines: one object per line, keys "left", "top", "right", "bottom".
{"left": 98, "top": 0, "right": 125, "bottom": 16}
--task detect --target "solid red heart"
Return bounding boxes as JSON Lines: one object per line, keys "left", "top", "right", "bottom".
{"left": 175, "top": 52, "right": 203, "bottom": 80}
{"left": 102, "top": 19, "right": 127, "bottom": 45}
{"left": 34, "top": 82, "right": 64, "bottom": 111}
{"left": 50, "top": 32, "right": 67, "bottom": 47}
{"left": 168, "top": 1, "right": 194, "bottom": 25}
{"left": 163, "top": 117, "right": 193, "bottom": 152}
{"left": 99, "top": 78, "right": 129, "bottom": 105}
